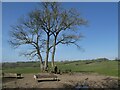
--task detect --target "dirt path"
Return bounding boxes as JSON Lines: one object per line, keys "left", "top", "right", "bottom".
{"left": 2, "top": 73, "right": 118, "bottom": 88}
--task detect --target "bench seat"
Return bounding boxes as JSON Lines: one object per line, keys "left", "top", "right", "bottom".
{"left": 2, "top": 73, "right": 23, "bottom": 79}
{"left": 34, "top": 74, "right": 58, "bottom": 81}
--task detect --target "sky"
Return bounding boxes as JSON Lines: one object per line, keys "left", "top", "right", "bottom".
{"left": 2, "top": 2, "right": 118, "bottom": 62}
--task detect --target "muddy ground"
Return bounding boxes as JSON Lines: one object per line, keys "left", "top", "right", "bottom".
{"left": 2, "top": 73, "right": 119, "bottom": 89}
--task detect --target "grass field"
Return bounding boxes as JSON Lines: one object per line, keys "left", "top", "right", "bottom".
{"left": 2, "top": 60, "right": 119, "bottom": 77}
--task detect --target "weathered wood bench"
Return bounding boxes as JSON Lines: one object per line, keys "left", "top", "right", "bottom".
{"left": 34, "top": 74, "right": 59, "bottom": 82}
{"left": 2, "top": 73, "right": 23, "bottom": 79}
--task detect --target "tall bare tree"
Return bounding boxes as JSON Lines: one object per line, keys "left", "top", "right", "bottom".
{"left": 9, "top": 2, "right": 87, "bottom": 71}
{"left": 9, "top": 11, "right": 46, "bottom": 71}
{"left": 40, "top": 2, "right": 87, "bottom": 67}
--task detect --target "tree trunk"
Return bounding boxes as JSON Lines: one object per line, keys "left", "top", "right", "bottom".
{"left": 40, "top": 61, "right": 44, "bottom": 72}
{"left": 38, "top": 52, "right": 44, "bottom": 72}
{"left": 51, "top": 36, "right": 57, "bottom": 67}
{"left": 36, "top": 44, "right": 44, "bottom": 72}
{"left": 44, "top": 34, "right": 49, "bottom": 70}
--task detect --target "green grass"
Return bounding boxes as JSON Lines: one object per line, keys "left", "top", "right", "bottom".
{"left": 2, "top": 60, "right": 119, "bottom": 77}
{"left": 56, "top": 61, "right": 118, "bottom": 76}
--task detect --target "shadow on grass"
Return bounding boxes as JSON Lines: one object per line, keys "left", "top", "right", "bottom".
{"left": 76, "top": 71, "right": 94, "bottom": 73}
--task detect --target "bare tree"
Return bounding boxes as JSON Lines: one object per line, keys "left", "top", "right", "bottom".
{"left": 9, "top": 2, "right": 87, "bottom": 71}
{"left": 40, "top": 2, "right": 87, "bottom": 67}
{"left": 9, "top": 11, "right": 46, "bottom": 71}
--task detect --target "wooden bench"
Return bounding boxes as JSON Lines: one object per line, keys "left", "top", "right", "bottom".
{"left": 34, "top": 74, "right": 59, "bottom": 82}
{"left": 2, "top": 73, "right": 23, "bottom": 79}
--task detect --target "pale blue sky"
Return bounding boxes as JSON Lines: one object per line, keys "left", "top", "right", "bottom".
{"left": 2, "top": 2, "right": 118, "bottom": 62}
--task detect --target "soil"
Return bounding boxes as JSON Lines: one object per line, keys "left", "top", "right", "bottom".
{"left": 2, "top": 73, "right": 119, "bottom": 89}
